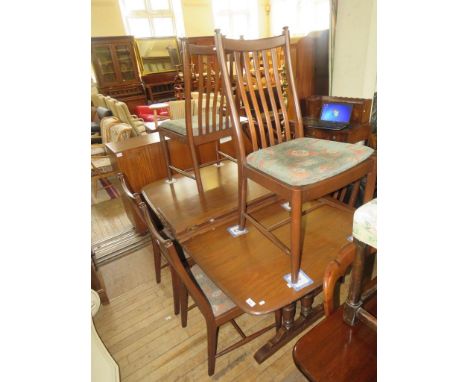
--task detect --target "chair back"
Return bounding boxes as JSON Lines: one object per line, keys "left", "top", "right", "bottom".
{"left": 323, "top": 243, "right": 356, "bottom": 316}
{"left": 138, "top": 201, "right": 215, "bottom": 321}
{"left": 214, "top": 27, "right": 303, "bottom": 163}
{"left": 109, "top": 123, "right": 133, "bottom": 143}
{"left": 115, "top": 101, "right": 146, "bottom": 136}
{"left": 167, "top": 100, "right": 188, "bottom": 120}
{"left": 181, "top": 40, "right": 232, "bottom": 138}
{"left": 99, "top": 116, "right": 120, "bottom": 144}
{"left": 104, "top": 96, "right": 120, "bottom": 119}
{"left": 117, "top": 173, "right": 164, "bottom": 232}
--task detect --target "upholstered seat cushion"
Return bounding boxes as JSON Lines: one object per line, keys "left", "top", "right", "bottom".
{"left": 353, "top": 198, "right": 377, "bottom": 249}
{"left": 159, "top": 116, "right": 229, "bottom": 136}
{"left": 191, "top": 264, "right": 236, "bottom": 317}
{"left": 246, "top": 137, "right": 374, "bottom": 186}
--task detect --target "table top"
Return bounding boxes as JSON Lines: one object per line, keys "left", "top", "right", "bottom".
{"left": 142, "top": 160, "right": 275, "bottom": 241}
{"left": 105, "top": 132, "right": 159, "bottom": 154}
{"left": 182, "top": 198, "right": 354, "bottom": 315}
{"left": 293, "top": 295, "right": 377, "bottom": 382}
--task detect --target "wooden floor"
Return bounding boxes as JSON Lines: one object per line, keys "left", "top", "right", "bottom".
{"left": 92, "top": 178, "right": 133, "bottom": 245}
{"left": 93, "top": 243, "right": 312, "bottom": 381}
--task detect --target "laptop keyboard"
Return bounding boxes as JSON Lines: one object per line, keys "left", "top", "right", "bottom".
{"left": 314, "top": 121, "right": 348, "bottom": 130}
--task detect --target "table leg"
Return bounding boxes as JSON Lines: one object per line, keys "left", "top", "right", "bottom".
{"left": 254, "top": 290, "right": 323, "bottom": 364}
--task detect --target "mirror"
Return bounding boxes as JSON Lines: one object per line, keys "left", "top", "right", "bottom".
{"left": 135, "top": 37, "right": 181, "bottom": 75}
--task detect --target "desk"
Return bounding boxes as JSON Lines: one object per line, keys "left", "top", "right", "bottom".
{"left": 303, "top": 120, "right": 371, "bottom": 144}
{"left": 303, "top": 96, "right": 372, "bottom": 144}
{"left": 293, "top": 295, "right": 377, "bottom": 382}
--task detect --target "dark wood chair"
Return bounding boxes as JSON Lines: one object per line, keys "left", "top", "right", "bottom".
{"left": 215, "top": 27, "right": 377, "bottom": 283}
{"left": 138, "top": 201, "right": 277, "bottom": 376}
{"left": 156, "top": 40, "right": 235, "bottom": 193}
{"left": 292, "top": 243, "right": 377, "bottom": 382}
{"left": 117, "top": 173, "right": 182, "bottom": 315}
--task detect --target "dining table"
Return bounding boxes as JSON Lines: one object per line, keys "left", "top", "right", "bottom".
{"left": 141, "top": 159, "right": 359, "bottom": 363}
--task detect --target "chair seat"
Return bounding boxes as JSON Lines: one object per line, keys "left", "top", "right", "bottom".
{"left": 159, "top": 116, "right": 229, "bottom": 137}
{"left": 246, "top": 137, "right": 374, "bottom": 186}
{"left": 353, "top": 198, "right": 377, "bottom": 248}
{"left": 191, "top": 264, "right": 236, "bottom": 317}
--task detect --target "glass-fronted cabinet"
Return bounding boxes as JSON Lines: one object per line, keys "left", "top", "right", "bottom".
{"left": 91, "top": 36, "right": 146, "bottom": 113}
{"left": 91, "top": 36, "right": 141, "bottom": 87}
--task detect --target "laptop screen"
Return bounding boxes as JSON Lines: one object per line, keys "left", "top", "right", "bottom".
{"left": 320, "top": 103, "right": 353, "bottom": 123}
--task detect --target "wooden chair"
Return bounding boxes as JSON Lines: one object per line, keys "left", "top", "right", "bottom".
{"left": 91, "top": 122, "right": 132, "bottom": 198}
{"left": 115, "top": 101, "right": 147, "bottom": 136}
{"left": 215, "top": 27, "right": 377, "bottom": 283}
{"left": 156, "top": 40, "right": 235, "bottom": 193}
{"left": 292, "top": 244, "right": 376, "bottom": 382}
{"left": 117, "top": 173, "right": 182, "bottom": 316}
{"left": 138, "top": 201, "right": 277, "bottom": 376}
{"left": 323, "top": 242, "right": 376, "bottom": 317}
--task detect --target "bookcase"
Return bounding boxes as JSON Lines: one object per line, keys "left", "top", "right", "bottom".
{"left": 91, "top": 36, "right": 146, "bottom": 113}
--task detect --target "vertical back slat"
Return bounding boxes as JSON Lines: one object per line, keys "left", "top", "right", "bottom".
{"left": 243, "top": 52, "right": 267, "bottom": 148}
{"left": 262, "top": 49, "right": 283, "bottom": 143}
{"left": 197, "top": 55, "right": 204, "bottom": 133}
{"left": 271, "top": 47, "right": 291, "bottom": 140}
{"left": 219, "top": 54, "right": 227, "bottom": 131}
{"left": 205, "top": 57, "right": 212, "bottom": 133}
{"left": 234, "top": 51, "right": 259, "bottom": 151}
{"left": 252, "top": 51, "right": 275, "bottom": 146}
{"left": 212, "top": 58, "right": 220, "bottom": 132}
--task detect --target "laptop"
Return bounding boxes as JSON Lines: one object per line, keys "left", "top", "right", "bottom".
{"left": 314, "top": 103, "right": 353, "bottom": 130}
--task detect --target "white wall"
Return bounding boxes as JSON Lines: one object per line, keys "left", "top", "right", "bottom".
{"left": 331, "top": 0, "right": 376, "bottom": 98}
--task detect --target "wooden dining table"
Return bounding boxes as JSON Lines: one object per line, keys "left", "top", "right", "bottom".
{"left": 141, "top": 159, "right": 358, "bottom": 363}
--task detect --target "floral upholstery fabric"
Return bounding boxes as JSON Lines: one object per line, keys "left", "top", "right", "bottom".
{"left": 109, "top": 123, "right": 132, "bottom": 142}
{"left": 191, "top": 264, "right": 235, "bottom": 317}
{"left": 246, "top": 137, "right": 374, "bottom": 186}
{"left": 353, "top": 198, "right": 377, "bottom": 249}
{"left": 159, "top": 115, "right": 229, "bottom": 136}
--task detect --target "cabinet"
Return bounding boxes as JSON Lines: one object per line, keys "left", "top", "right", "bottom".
{"left": 142, "top": 71, "right": 178, "bottom": 103}
{"left": 91, "top": 36, "right": 146, "bottom": 113}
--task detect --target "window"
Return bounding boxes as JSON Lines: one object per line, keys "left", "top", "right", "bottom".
{"left": 270, "top": 0, "right": 330, "bottom": 37}
{"left": 212, "top": 0, "right": 259, "bottom": 39}
{"left": 120, "top": 0, "right": 184, "bottom": 37}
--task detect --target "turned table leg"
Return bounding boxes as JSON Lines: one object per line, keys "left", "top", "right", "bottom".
{"left": 254, "top": 289, "right": 323, "bottom": 363}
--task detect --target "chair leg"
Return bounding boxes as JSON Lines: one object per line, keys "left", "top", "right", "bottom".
{"left": 151, "top": 238, "right": 162, "bottom": 284}
{"left": 160, "top": 132, "right": 173, "bottom": 182}
{"left": 290, "top": 191, "right": 303, "bottom": 284}
{"left": 180, "top": 283, "right": 188, "bottom": 327}
{"left": 190, "top": 145, "right": 204, "bottom": 193}
{"left": 215, "top": 140, "right": 221, "bottom": 165}
{"left": 169, "top": 266, "right": 180, "bottom": 316}
{"left": 207, "top": 323, "right": 219, "bottom": 376}
{"left": 238, "top": 171, "right": 248, "bottom": 230}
